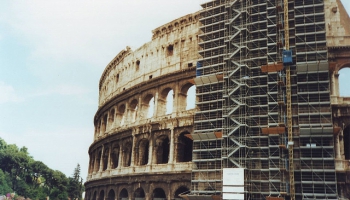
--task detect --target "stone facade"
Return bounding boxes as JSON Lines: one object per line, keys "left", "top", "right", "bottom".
{"left": 84, "top": 12, "right": 200, "bottom": 200}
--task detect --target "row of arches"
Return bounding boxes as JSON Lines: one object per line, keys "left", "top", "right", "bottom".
{"left": 88, "top": 131, "right": 193, "bottom": 174}
{"left": 95, "top": 83, "right": 196, "bottom": 139}
{"left": 87, "top": 186, "right": 189, "bottom": 200}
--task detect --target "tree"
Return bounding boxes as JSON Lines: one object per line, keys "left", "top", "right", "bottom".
{"left": 68, "top": 164, "right": 84, "bottom": 200}
{"left": 0, "top": 169, "right": 12, "bottom": 194}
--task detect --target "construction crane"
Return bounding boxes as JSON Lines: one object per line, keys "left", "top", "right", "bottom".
{"left": 283, "top": 0, "right": 295, "bottom": 199}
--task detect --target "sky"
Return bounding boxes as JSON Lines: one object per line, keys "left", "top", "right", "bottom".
{"left": 0, "top": 1, "right": 350, "bottom": 181}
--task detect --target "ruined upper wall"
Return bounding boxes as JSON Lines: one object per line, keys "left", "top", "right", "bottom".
{"left": 98, "top": 12, "right": 200, "bottom": 106}
{"left": 325, "top": 0, "right": 350, "bottom": 47}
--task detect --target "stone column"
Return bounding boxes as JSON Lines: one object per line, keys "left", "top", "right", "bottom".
{"left": 173, "top": 82, "right": 180, "bottom": 114}
{"left": 130, "top": 129, "right": 137, "bottom": 167}
{"left": 340, "top": 129, "right": 345, "bottom": 159}
{"left": 335, "top": 130, "right": 341, "bottom": 159}
{"left": 99, "top": 146, "right": 105, "bottom": 172}
{"left": 107, "top": 144, "right": 112, "bottom": 170}
{"left": 148, "top": 134, "right": 154, "bottom": 165}
{"left": 153, "top": 91, "right": 159, "bottom": 117}
{"left": 169, "top": 127, "right": 175, "bottom": 164}
{"left": 93, "top": 151, "right": 98, "bottom": 173}
{"left": 118, "top": 145, "right": 122, "bottom": 168}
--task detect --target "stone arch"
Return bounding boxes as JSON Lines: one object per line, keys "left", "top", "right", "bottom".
{"left": 101, "top": 114, "right": 108, "bottom": 134}
{"left": 95, "top": 150, "right": 102, "bottom": 172}
{"left": 174, "top": 186, "right": 190, "bottom": 198}
{"left": 155, "top": 135, "right": 170, "bottom": 164}
{"left": 119, "top": 188, "right": 128, "bottom": 200}
{"left": 116, "top": 104, "right": 126, "bottom": 126}
{"left": 152, "top": 188, "right": 166, "bottom": 199}
{"left": 89, "top": 154, "right": 95, "bottom": 174}
{"left": 134, "top": 187, "right": 145, "bottom": 198}
{"left": 137, "top": 138, "right": 149, "bottom": 166}
{"left": 159, "top": 87, "right": 174, "bottom": 116}
{"left": 108, "top": 108, "right": 115, "bottom": 130}
{"left": 177, "top": 132, "right": 193, "bottom": 162}
{"left": 129, "top": 99, "right": 138, "bottom": 123}
{"left": 110, "top": 144, "right": 120, "bottom": 169}
{"left": 99, "top": 190, "right": 105, "bottom": 200}
{"left": 141, "top": 93, "right": 155, "bottom": 119}
{"left": 102, "top": 147, "right": 109, "bottom": 171}
{"left": 180, "top": 82, "right": 196, "bottom": 111}
{"left": 107, "top": 189, "right": 115, "bottom": 200}
{"left": 122, "top": 141, "right": 132, "bottom": 167}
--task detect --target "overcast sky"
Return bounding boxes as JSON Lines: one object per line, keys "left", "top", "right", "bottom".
{"left": 0, "top": 1, "right": 349, "bottom": 180}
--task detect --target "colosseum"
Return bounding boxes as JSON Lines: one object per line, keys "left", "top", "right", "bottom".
{"left": 84, "top": 12, "right": 200, "bottom": 200}
{"left": 85, "top": 0, "right": 350, "bottom": 199}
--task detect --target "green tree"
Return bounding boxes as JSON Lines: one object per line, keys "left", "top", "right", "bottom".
{"left": 0, "top": 169, "right": 12, "bottom": 194}
{"left": 68, "top": 164, "right": 84, "bottom": 200}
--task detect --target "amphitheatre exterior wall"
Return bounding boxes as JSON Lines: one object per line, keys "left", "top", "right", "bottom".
{"left": 85, "top": 12, "right": 200, "bottom": 200}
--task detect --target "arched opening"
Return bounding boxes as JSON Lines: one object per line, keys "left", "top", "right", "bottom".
{"left": 155, "top": 135, "right": 170, "bottom": 164}
{"left": 117, "top": 104, "right": 126, "bottom": 126}
{"left": 186, "top": 85, "right": 196, "bottom": 110}
{"left": 177, "top": 132, "right": 193, "bottom": 162}
{"left": 134, "top": 188, "right": 145, "bottom": 199}
{"left": 95, "top": 124, "right": 100, "bottom": 139}
{"left": 174, "top": 186, "right": 190, "bottom": 199}
{"left": 344, "top": 126, "right": 350, "bottom": 160}
{"left": 339, "top": 67, "right": 350, "bottom": 96}
{"left": 102, "top": 114, "right": 108, "bottom": 133}
{"left": 130, "top": 99, "right": 138, "bottom": 123}
{"left": 179, "top": 83, "right": 196, "bottom": 111}
{"left": 111, "top": 145, "right": 120, "bottom": 169}
{"left": 108, "top": 109, "right": 115, "bottom": 130}
{"left": 95, "top": 151, "right": 101, "bottom": 172}
{"left": 119, "top": 188, "right": 128, "bottom": 200}
{"left": 138, "top": 139, "right": 149, "bottom": 165}
{"left": 107, "top": 189, "right": 115, "bottom": 200}
{"left": 142, "top": 94, "right": 154, "bottom": 118}
{"left": 166, "top": 90, "right": 174, "bottom": 114}
{"left": 123, "top": 142, "right": 132, "bottom": 167}
{"left": 152, "top": 188, "right": 166, "bottom": 199}
{"left": 89, "top": 155, "right": 94, "bottom": 174}
{"left": 159, "top": 88, "right": 174, "bottom": 116}
{"left": 102, "top": 148, "right": 109, "bottom": 171}
{"left": 92, "top": 191, "right": 97, "bottom": 200}
{"left": 99, "top": 190, "right": 105, "bottom": 200}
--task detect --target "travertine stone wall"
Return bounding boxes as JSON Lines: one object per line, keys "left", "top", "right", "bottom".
{"left": 99, "top": 12, "right": 200, "bottom": 106}
{"left": 85, "top": 12, "right": 200, "bottom": 200}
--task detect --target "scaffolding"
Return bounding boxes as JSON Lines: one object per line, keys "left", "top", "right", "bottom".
{"left": 190, "top": 0, "right": 338, "bottom": 199}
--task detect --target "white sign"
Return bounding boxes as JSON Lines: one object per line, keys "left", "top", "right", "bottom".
{"left": 223, "top": 168, "right": 244, "bottom": 186}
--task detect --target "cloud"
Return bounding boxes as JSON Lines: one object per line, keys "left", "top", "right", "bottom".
{"left": 0, "top": 81, "right": 23, "bottom": 104}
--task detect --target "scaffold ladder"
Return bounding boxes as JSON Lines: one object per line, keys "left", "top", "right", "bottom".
{"left": 284, "top": 0, "right": 295, "bottom": 199}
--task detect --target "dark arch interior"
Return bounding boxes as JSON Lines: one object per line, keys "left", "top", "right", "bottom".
{"left": 119, "top": 188, "right": 128, "bottom": 199}
{"left": 175, "top": 186, "right": 189, "bottom": 198}
{"left": 153, "top": 188, "right": 166, "bottom": 198}
{"left": 139, "top": 140, "right": 149, "bottom": 165}
{"left": 111, "top": 146, "right": 119, "bottom": 169}
{"left": 107, "top": 190, "right": 115, "bottom": 200}
{"left": 156, "top": 136, "right": 170, "bottom": 164}
{"left": 92, "top": 192, "right": 97, "bottom": 200}
{"left": 134, "top": 188, "right": 145, "bottom": 198}
{"left": 344, "top": 126, "right": 350, "bottom": 159}
{"left": 177, "top": 132, "right": 193, "bottom": 162}
{"left": 99, "top": 190, "right": 105, "bottom": 200}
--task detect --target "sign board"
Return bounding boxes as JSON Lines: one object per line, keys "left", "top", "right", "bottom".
{"left": 223, "top": 168, "right": 244, "bottom": 186}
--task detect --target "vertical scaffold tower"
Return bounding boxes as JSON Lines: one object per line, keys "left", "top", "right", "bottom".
{"left": 189, "top": 0, "right": 339, "bottom": 199}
